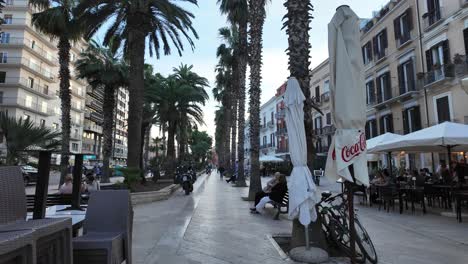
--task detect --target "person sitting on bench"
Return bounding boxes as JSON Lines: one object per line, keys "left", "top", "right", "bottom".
{"left": 250, "top": 172, "right": 281, "bottom": 211}
{"left": 250, "top": 173, "right": 287, "bottom": 214}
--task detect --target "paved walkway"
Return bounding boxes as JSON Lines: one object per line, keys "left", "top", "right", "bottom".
{"left": 133, "top": 173, "right": 468, "bottom": 264}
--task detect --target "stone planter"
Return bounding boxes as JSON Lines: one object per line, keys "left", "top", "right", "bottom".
{"left": 131, "top": 184, "right": 180, "bottom": 206}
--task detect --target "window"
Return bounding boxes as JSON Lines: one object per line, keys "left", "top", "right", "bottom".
{"left": 424, "top": 0, "right": 441, "bottom": 27}
{"left": 0, "top": 91, "right": 3, "bottom": 103}
{"left": 362, "top": 41, "right": 373, "bottom": 64}
{"left": 53, "top": 123, "right": 59, "bottom": 130}
{"left": 425, "top": 40, "right": 449, "bottom": 72}
{"left": 394, "top": 9, "right": 413, "bottom": 46}
{"left": 43, "top": 84, "right": 49, "bottom": 95}
{"left": 398, "top": 58, "right": 415, "bottom": 94}
{"left": 314, "top": 116, "right": 323, "bottom": 133}
{"left": 72, "top": 143, "right": 79, "bottom": 151}
{"left": 327, "top": 135, "right": 332, "bottom": 147}
{"left": 0, "top": 52, "right": 8, "bottom": 63}
{"left": 25, "top": 95, "right": 32, "bottom": 107}
{"left": 262, "top": 136, "right": 267, "bottom": 146}
{"left": 376, "top": 72, "right": 391, "bottom": 103}
{"left": 28, "top": 77, "right": 34, "bottom": 89}
{"left": 435, "top": 96, "right": 450, "bottom": 123}
{"left": 270, "top": 111, "right": 274, "bottom": 123}
{"left": 40, "top": 119, "right": 45, "bottom": 127}
{"left": 373, "top": 29, "right": 388, "bottom": 60}
{"left": 263, "top": 116, "right": 266, "bottom": 128}
{"left": 365, "top": 119, "right": 378, "bottom": 139}
{"left": 380, "top": 114, "right": 394, "bottom": 134}
{"left": 0, "top": 33, "right": 10, "bottom": 44}
{"left": 3, "top": 15, "right": 12, "bottom": 25}
{"left": 323, "top": 80, "right": 330, "bottom": 93}
{"left": 366, "top": 80, "right": 375, "bottom": 105}
{"left": 23, "top": 114, "right": 30, "bottom": 120}
{"left": 270, "top": 133, "right": 275, "bottom": 147}
{"left": 0, "top": 72, "right": 6, "bottom": 83}
{"left": 326, "top": 113, "right": 331, "bottom": 125}
{"left": 41, "top": 101, "right": 47, "bottom": 113}
{"left": 464, "top": 28, "right": 468, "bottom": 57}
{"left": 402, "top": 106, "right": 421, "bottom": 134}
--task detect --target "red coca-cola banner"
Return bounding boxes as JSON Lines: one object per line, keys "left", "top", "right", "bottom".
{"left": 331, "top": 132, "right": 366, "bottom": 163}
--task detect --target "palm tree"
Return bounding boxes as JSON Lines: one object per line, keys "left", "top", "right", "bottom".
{"left": 0, "top": 112, "right": 61, "bottom": 165}
{"left": 283, "top": 0, "right": 326, "bottom": 249}
{"left": 217, "top": 0, "right": 248, "bottom": 186}
{"left": 30, "top": 0, "right": 84, "bottom": 183}
{"left": 247, "top": 0, "right": 267, "bottom": 200}
{"left": 75, "top": 40, "right": 128, "bottom": 183}
{"left": 77, "top": 0, "right": 199, "bottom": 170}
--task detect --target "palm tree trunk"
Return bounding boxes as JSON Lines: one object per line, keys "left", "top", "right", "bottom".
{"left": 166, "top": 120, "right": 177, "bottom": 180}
{"left": 139, "top": 122, "right": 149, "bottom": 183}
{"left": 143, "top": 125, "right": 151, "bottom": 171}
{"left": 236, "top": 19, "right": 248, "bottom": 187}
{"left": 58, "top": 36, "right": 71, "bottom": 186}
{"left": 230, "top": 80, "right": 238, "bottom": 171}
{"left": 247, "top": 0, "right": 266, "bottom": 200}
{"left": 223, "top": 92, "right": 232, "bottom": 170}
{"left": 284, "top": 0, "right": 327, "bottom": 250}
{"left": 126, "top": 14, "right": 147, "bottom": 170}
{"left": 101, "top": 86, "right": 116, "bottom": 183}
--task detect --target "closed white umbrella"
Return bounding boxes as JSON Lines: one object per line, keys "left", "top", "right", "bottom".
{"left": 259, "top": 155, "right": 283, "bottom": 163}
{"left": 284, "top": 77, "right": 317, "bottom": 226}
{"left": 325, "top": 6, "right": 369, "bottom": 186}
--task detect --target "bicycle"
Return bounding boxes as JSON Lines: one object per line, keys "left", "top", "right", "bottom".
{"left": 316, "top": 188, "right": 378, "bottom": 263}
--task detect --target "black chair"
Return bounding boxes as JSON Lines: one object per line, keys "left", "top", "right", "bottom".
{"left": 378, "top": 186, "right": 398, "bottom": 212}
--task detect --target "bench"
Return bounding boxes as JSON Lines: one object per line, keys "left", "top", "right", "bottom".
{"left": 268, "top": 191, "right": 289, "bottom": 220}
{"left": 26, "top": 194, "right": 89, "bottom": 212}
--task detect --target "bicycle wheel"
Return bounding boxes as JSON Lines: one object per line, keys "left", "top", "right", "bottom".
{"left": 328, "top": 219, "right": 366, "bottom": 263}
{"left": 354, "top": 218, "right": 378, "bottom": 264}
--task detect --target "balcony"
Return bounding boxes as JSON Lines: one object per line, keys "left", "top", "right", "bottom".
{"left": 70, "top": 132, "right": 82, "bottom": 141}
{"left": 423, "top": 64, "right": 455, "bottom": 87}
{"left": 276, "top": 127, "right": 288, "bottom": 136}
{"left": 321, "top": 91, "right": 330, "bottom": 103}
{"left": 0, "top": 77, "right": 55, "bottom": 99}
{"left": 1, "top": 17, "right": 55, "bottom": 48}
{"left": 71, "top": 87, "right": 85, "bottom": 98}
{"left": 322, "top": 125, "right": 336, "bottom": 135}
{"left": 422, "top": 8, "right": 443, "bottom": 31}
{"left": 86, "top": 98, "right": 103, "bottom": 112}
{"left": 71, "top": 101, "right": 84, "bottom": 112}
{"left": 0, "top": 96, "right": 54, "bottom": 116}
{"left": 312, "top": 96, "right": 322, "bottom": 106}
{"left": 275, "top": 109, "right": 285, "bottom": 119}
{"left": 260, "top": 143, "right": 273, "bottom": 150}
{"left": 0, "top": 37, "right": 58, "bottom": 65}
{"left": 0, "top": 57, "right": 56, "bottom": 81}
{"left": 86, "top": 86, "right": 104, "bottom": 100}
{"left": 275, "top": 147, "right": 289, "bottom": 154}
{"left": 260, "top": 125, "right": 268, "bottom": 132}
{"left": 267, "top": 120, "right": 274, "bottom": 128}
{"left": 86, "top": 111, "right": 103, "bottom": 124}
{"left": 396, "top": 32, "right": 412, "bottom": 48}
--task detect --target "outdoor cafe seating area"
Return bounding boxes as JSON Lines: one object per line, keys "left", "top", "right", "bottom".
{"left": 362, "top": 122, "right": 468, "bottom": 222}
{"left": 0, "top": 152, "right": 133, "bottom": 264}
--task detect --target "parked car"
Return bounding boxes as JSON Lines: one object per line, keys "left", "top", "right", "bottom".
{"left": 21, "top": 165, "right": 38, "bottom": 186}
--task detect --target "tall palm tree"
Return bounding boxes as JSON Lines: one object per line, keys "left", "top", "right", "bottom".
{"left": 217, "top": 0, "right": 248, "bottom": 186}
{"left": 0, "top": 112, "right": 61, "bottom": 165}
{"left": 30, "top": 0, "right": 84, "bottom": 183}
{"left": 283, "top": 0, "right": 326, "bottom": 249}
{"left": 75, "top": 40, "right": 128, "bottom": 183}
{"left": 77, "top": 0, "right": 199, "bottom": 170}
{"left": 247, "top": 0, "right": 267, "bottom": 200}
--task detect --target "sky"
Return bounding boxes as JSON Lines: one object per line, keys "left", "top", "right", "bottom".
{"left": 143, "top": 0, "right": 389, "bottom": 138}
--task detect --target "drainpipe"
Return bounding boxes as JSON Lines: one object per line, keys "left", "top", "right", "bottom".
{"left": 416, "top": 0, "right": 436, "bottom": 172}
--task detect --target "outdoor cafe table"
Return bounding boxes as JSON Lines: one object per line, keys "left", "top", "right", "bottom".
{"left": 398, "top": 186, "right": 426, "bottom": 214}
{"left": 26, "top": 205, "right": 86, "bottom": 237}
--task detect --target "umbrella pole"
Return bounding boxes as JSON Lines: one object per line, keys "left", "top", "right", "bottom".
{"left": 346, "top": 181, "right": 356, "bottom": 264}
{"left": 305, "top": 224, "right": 310, "bottom": 250}
{"left": 388, "top": 152, "right": 393, "bottom": 179}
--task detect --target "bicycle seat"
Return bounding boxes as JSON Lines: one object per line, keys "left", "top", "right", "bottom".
{"left": 321, "top": 191, "right": 332, "bottom": 199}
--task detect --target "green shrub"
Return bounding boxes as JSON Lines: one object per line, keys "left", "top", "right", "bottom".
{"left": 121, "top": 167, "right": 140, "bottom": 191}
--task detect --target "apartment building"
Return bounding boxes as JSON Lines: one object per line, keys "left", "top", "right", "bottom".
{"left": 113, "top": 88, "right": 129, "bottom": 166}
{"left": 0, "top": 0, "right": 86, "bottom": 157}
{"left": 259, "top": 96, "right": 277, "bottom": 157}
{"left": 82, "top": 86, "right": 104, "bottom": 161}
{"left": 311, "top": 0, "right": 468, "bottom": 170}
{"left": 275, "top": 82, "right": 289, "bottom": 157}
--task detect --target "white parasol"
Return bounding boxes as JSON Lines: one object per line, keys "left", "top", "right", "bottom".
{"left": 284, "top": 77, "right": 317, "bottom": 225}
{"left": 326, "top": 6, "right": 369, "bottom": 186}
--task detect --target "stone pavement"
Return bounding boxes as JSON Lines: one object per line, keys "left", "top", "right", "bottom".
{"left": 132, "top": 173, "right": 468, "bottom": 264}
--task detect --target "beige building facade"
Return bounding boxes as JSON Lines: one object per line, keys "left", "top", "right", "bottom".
{"left": 311, "top": 0, "right": 468, "bottom": 171}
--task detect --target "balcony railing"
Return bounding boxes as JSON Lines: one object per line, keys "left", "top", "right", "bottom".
{"left": 312, "top": 96, "right": 322, "bottom": 105}
{"left": 275, "top": 109, "right": 285, "bottom": 119}
{"left": 375, "top": 48, "right": 387, "bottom": 61}
{"left": 399, "top": 80, "right": 417, "bottom": 95}
{"left": 71, "top": 101, "right": 84, "bottom": 112}
{"left": 276, "top": 127, "right": 288, "bottom": 136}
{"left": 322, "top": 125, "right": 336, "bottom": 135}
{"left": 321, "top": 91, "right": 330, "bottom": 103}
{"left": 260, "top": 143, "right": 273, "bottom": 149}
{"left": 267, "top": 120, "right": 274, "bottom": 128}
{"left": 423, "top": 64, "right": 455, "bottom": 86}
{"left": 87, "top": 86, "right": 104, "bottom": 100}
{"left": 0, "top": 77, "right": 54, "bottom": 98}
{"left": 275, "top": 147, "right": 289, "bottom": 154}
{"left": 0, "top": 57, "right": 56, "bottom": 80}
{"left": 0, "top": 37, "right": 58, "bottom": 64}
{"left": 396, "top": 31, "right": 412, "bottom": 47}
{"left": 0, "top": 96, "right": 54, "bottom": 115}
{"left": 422, "top": 7, "right": 443, "bottom": 30}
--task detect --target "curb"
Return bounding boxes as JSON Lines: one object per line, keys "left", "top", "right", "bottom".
{"left": 131, "top": 183, "right": 180, "bottom": 206}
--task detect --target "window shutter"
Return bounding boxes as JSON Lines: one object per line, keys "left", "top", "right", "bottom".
{"left": 385, "top": 72, "right": 392, "bottom": 100}
{"left": 407, "top": 58, "right": 415, "bottom": 91}
{"left": 414, "top": 106, "right": 422, "bottom": 131}
{"left": 365, "top": 121, "right": 370, "bottom": 139}
{"left": 442, "top": 40, "right": 450, "bottom": 64}
{"left": 369, "top": 80, "right": 375, "bottom": 103}
{"left": 380, "top": 116, "right": 385, "bottom": 134}
{"left": 372, "top": 37, "right": 378, "bottom": 57}
{"left": 398, "top": 64, "right": 405, "bottom": 95}
{"left": 367, "top": 42, "right": 373, "bottom": 60}
{"left": 425, "top": 49, "right": 433, "bottom": 71}
{"left": 376, "top": 76, "right": 382, "bottom": 103}
{"left": 371, "top": 120, "right": 378, "bottom": 137}
{"left": 388, "top": 114, "right": 394, "bottom": 133}
{"left": 464, "top": 28, "right": 468, "bottom": 56}
{"left": 362, "top": 46, "right": 366, "bottom": 64}
{"left": 406, "top": 8, "right": 413, "bottom": 30}
{"left": 382, "top": 29, "right": 388, "bottom": 48}
{"left": 402, "top": 110, "right": 409, "bottom": 134}
{"left": 393, "top": 17, "right": 401, "bottom": 40}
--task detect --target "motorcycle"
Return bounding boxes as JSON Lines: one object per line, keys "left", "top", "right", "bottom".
{"left": 180, "top": 172, "right": 194, "bottom": 195}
